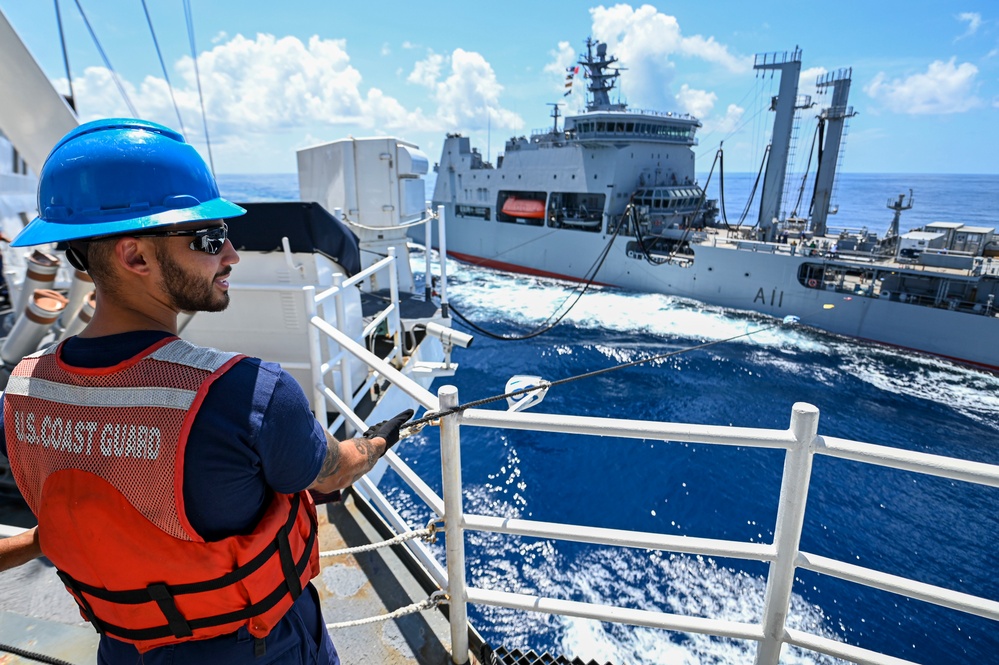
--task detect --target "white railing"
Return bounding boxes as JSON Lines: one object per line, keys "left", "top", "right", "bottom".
{"left": 302, "top": 204, "right": 451, "bottom": 435}
{"left": 290, "top": 205, "right": 998, "bottom": 663}
{"left": 307, "top": 321, "right": 999, "bottom": 665}
{"left": 451, "top": 392, "right": 999, "bottom": 665}
{"left": 311, "top": 248, "right": 405, "bottom": 435}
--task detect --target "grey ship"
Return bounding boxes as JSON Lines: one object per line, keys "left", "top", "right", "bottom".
{"left": 430, "top": 39, "right": 999, "bottom": 370}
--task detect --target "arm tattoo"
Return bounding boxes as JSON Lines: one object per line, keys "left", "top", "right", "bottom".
{"left": 315, "top": 436, "right": 342, "bottom": 484}
{"left": 349, "top": 437, "right": 379, "bottom": 484}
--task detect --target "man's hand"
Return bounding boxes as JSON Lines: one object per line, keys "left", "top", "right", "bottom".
{"left": 363, "top": 409, "right": 414, "bottom": 454}
{"left": 308, "top": 409, "right": 415, "bottom": 494}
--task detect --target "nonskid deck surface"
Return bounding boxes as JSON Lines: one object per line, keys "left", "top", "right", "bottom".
{"left": 0, "top": 491, "right": 456, "bottom": 664}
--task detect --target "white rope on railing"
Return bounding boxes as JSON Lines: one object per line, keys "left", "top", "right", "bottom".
{"left": 325, "top": 590, "right": 449, "bottom": 630}
{"left": 320, "top": 518, "right": 447, "bottom": 630}
{"left": 319, "top": 517, "right": 441, "bottom": 559}
{"left": 340, "top": 210, "right": 436, "bottom": 232}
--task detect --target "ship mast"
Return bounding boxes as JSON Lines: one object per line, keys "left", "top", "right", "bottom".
{"left": 886, "top": 189, "right": 913, "bottom": 239}
{"left": 753, "top": 48, "right": 802, "bottom": 242}
{"left": 547, "top": 102, "right": 563, "bottom": 133}
{"left": 579, "top": 38, "right": 626, "bottom": 112}
{"left": 809, "top": 68, "right": 856, "bottom": 238}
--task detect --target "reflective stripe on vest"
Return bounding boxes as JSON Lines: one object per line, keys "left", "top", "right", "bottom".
{"left": 6, "top": 337, "right": 240, "bottom": 540}
{"left": 4, "top": 338, "right": 321, "bottom": 651}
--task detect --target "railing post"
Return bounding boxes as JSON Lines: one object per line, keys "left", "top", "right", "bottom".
{"left": 331, "top": 273, "right": 353, "bottom": 409}
{"left": 439, "top": 385, "right": 469, "bottom": 664}
{"left": 303, "top": 285, "right": 327, "bottom": 426}
{"left": 424, "top": 212, "right": 433, "bottom": 301}
{"left": 437, "top": 205, "right": 450, "bottom": 318}
{"left": 755, "top": 402, "right": 819, "bottom": 665}
{"left": 387, "top": 247, "right": 403, "bottom": 364}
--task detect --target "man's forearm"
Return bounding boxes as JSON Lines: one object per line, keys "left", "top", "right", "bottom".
{"left": 308, "top": 409, "right": 413, "bottom": 493}
{"left": 0, "top": 527, "right": 41, "bottom": 572}
{"left": 308, "top": 431, "right": 387, "bottom": 494}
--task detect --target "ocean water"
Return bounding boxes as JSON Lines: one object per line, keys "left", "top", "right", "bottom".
{"left": 702, "top": 172, "right": 999, "bottom": 236}
{"left": 214, "top": 171, "right": 999, "bottom": 664}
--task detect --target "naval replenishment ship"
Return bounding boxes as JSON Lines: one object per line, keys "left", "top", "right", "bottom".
{"left": 429, "top": 39, "right": 999, "bottom": 371}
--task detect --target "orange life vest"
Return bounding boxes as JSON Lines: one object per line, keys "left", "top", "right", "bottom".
{"left": 4, "top": 337, "right": 320, "bottom": 652}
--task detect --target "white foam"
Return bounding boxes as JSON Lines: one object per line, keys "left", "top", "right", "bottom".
{"left": 420, "top": 257, "right": 829, "bottom": 353}
{"left": 843, "top": 350, "right": 999, "bottom": 429}
{"left": 415, "top": 255, "right": 999, "bottom": 430}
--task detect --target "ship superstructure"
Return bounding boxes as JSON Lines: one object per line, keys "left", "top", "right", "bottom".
{"left": 432, "top": 38, "right": 714, "bottom": 265}
{"left": 430, "top": 40, "right": 999, "bottom": 370}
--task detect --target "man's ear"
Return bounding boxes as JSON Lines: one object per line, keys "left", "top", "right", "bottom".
{"left": 115, "top": 237, "right": 153, "bottom": 276}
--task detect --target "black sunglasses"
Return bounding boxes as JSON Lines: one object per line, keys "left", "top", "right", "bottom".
{"left": 136, "top": 222, "right": 229, "bottom": 255}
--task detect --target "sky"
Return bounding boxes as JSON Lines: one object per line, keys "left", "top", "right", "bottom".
{"left": 2, "top": 1, "right": 997, "bottom": 175}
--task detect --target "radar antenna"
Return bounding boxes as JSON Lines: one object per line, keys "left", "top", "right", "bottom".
{"left": 579, "top": 37, "right": 626, "bottom": 112}
{"left": 886, "top": 188, "right": 914, "bottom": 238}
{"left": 547, "top": 102, "right": 563, "bottom": 133}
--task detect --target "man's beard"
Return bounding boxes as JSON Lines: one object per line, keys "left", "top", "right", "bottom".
{"left": 155, "top": 245, "right": 230, "bottom": 313}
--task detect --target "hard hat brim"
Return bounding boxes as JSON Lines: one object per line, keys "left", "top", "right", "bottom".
{"left": 11, "top": 198, "right": 247, "bottom": 247}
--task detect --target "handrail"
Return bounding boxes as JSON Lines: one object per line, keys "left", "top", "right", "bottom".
{"left": 279, "top": 219, "right": 997, "bottom": 664}
{"left": 466, "top": 587, "right": 765, "bottom": 642}
{"left": 816, "top": 435, "right": 999, "bottom": 488}
{"left": 797, "top": 551, "right": 999, "bottom": 621}
{"left": 297, "top": 247, "right": 434, "bottom": 430}
{"left": 295, "top": 299, "right": 999, "bottom": 663}
{"left": 372, "top": 386, "right": 996, "bottom": 665}
{"left": 462, "top": 514, "right": 775, "bottom": 561}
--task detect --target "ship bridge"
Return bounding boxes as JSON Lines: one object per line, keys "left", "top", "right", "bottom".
{"left": 565, "top": 111, "right": 699, "bottom": 145}
{"left": 561, "top": 37, "right": 700, "bottom": 147}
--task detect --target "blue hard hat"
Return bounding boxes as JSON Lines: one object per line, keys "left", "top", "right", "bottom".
{"left": 12, "top": 118, "right": 245, "bottom": 247}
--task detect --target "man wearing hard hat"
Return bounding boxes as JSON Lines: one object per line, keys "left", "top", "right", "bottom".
{"left": 0, "top": 118, "right": 411, "bottom": 664}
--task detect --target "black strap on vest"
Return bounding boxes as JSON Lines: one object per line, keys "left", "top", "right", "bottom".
{"left": 57, "top": 569, "right": 105, "bottom": 634}
{"left": 57, "top": 493, "right": 317, "bottom": 641}
{"left": 147, "top": 583, "right": 194, "bottom": 638}
{"left": 276, "top": 525, "right": 303, "bottom": 601}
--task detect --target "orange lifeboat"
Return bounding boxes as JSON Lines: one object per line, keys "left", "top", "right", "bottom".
{"left": 501, "top": 196, "right": 546, "bottom": 219}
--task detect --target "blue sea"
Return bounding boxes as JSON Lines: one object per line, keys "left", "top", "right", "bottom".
{"left": 215, "top": 171, "right": 999, "bottom": 664}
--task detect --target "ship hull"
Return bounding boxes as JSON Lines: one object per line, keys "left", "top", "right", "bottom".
{"left": 434, "top": 214, "right": 999, "bottom": 370}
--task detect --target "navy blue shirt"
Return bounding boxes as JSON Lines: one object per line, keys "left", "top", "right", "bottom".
{"left": 0, "top": 331, "right": 339, "bottom": 665}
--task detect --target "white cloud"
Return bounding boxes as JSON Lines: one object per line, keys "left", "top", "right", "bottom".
{"left": 60, "top": 32, "right": 524, "bottom": 171}
{"left": 380, "top": 42, "right": 391, "bottom": 56}
{"left": 172, "top": 33, "right": 372, "bottom": 133}
{"left": 675, "top": 84, "right": 715, "bottom": 118}
{"left": 58, "top": 32, "right": 471, "bottom": 171}
{"left": 864, "top": 57, "right": 981, "bottom": 114}
{"left": 68, "top": 67, "right": 140, "bottom": 119}
{"left": 708, "top": 103, "right": 746, "bottom": 135}
{"left": 956, "top": 12, "right": 982, "bottom": 39}
{"left": 545, "top": 40, "right": 577, "bottom": 77}
{"left": 678, "top": 33, "right": 750, "bottom": 72}
{"left": 429, "top": 48, "right": 522, "bottom": 132}
{"left": 798, "top": 66, "right": 827, "bottom": 96}
{"left": 408, "top": 51, "right": 444, "bottom": 88}
{"left": 578, "top": 4, "right": 749, "bottom": 114}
